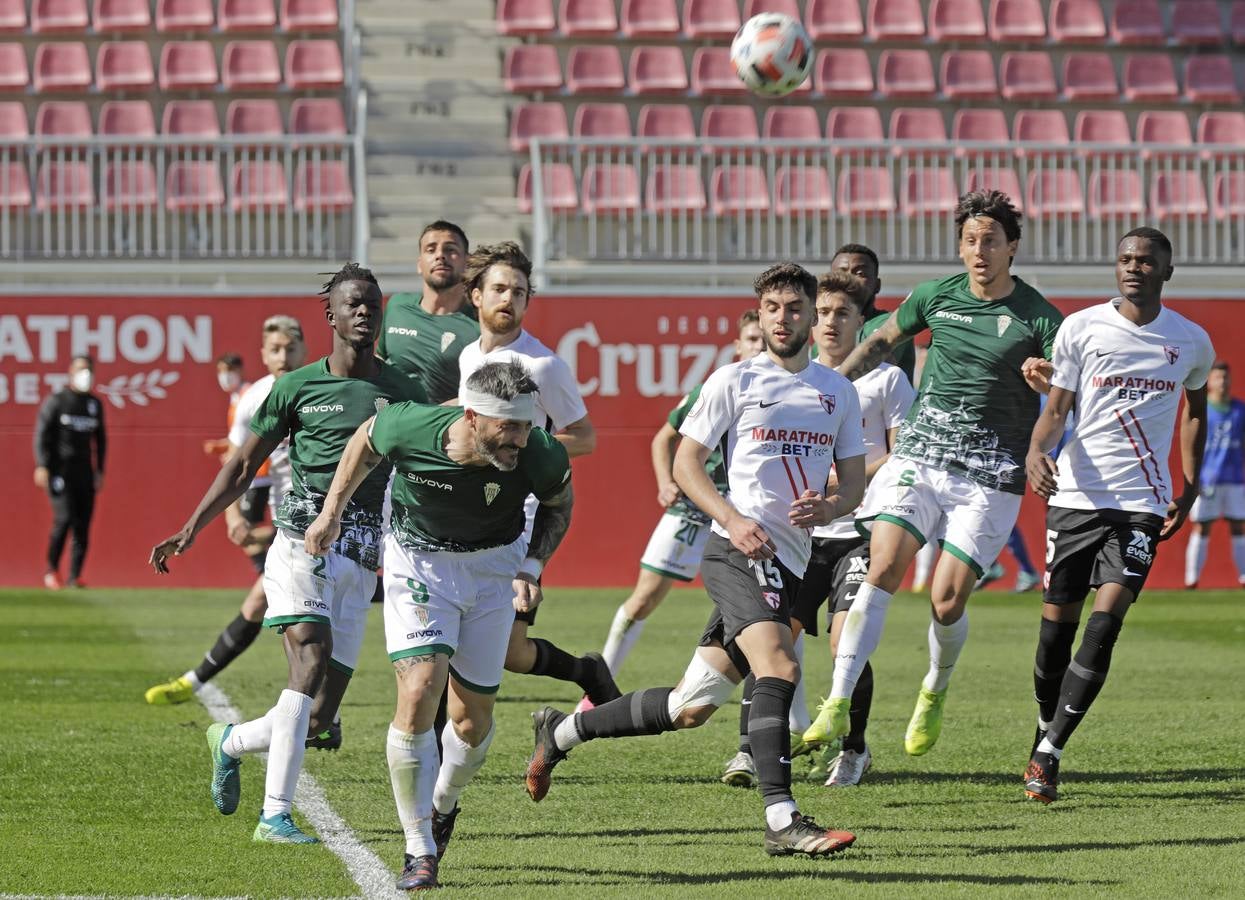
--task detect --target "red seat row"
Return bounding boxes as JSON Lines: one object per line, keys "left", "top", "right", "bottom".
{"left": 0, "top": 0, "right": 338, "bottom": 34}
{"left": 0, "top": 97, "right": 345, "bottom": 137}
{"left": 499, "top": 0, "right": 1245, "bottom": 46}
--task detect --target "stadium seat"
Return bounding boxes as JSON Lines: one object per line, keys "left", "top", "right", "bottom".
{"left": 31, "top": 0, "right": 89, "bottom": 33}
{"left": 162, "top": 99, "right": 219, "bottom": 136}
{"left": 37, "top": 161, "right": 94, "bottom": 209}
{"left": 581, "top": 163, "right": 641, "bottom": 214}
{"left": 96, "top": 41, "right": 155, "bottom": 91}
{"left": 928, "top": 0, "right": 987, "bottom": 40}
{"left": 560, "top": 0, "right": 617, "bottom": 36}
{"left": 940, "top": 49, "right": 998, "bottom": 99}
{"left": 156, "top": 0, "right": 214, "bottom": 32}
{"left": 0, "top": 100, "right": 27, "bottom": 137}
{"left": 503, "top": 45, "right": 562, "bottom": 93}
{"left": 1013, "top": 109, "right": 1069, "bottom": 157}
{"left": 566, "top": 45, "right": 625, "bottom": 94}
{"left": 988, "top": 0, "right": 1045, "bottom": 41}
{"left": 99, "top": 99, "right": 155, "bottom": 136}
{"left": 0, "top": 43, "right": 29, "bottom": 92}
{"left": 877, "top": 49, "right": 936, "bottom": 98}
{"left": 701, "top": 105, "right": 760, "bottom": 147}
{"left": 294, "top": 160, "right": 353, "bottom": 210}
{"left": 1110, "top": 0, "right": 1165, "bottom": 45}
{"left": 1171, "top": 0, "right": 1223, "bottom": 45}
{"left": 1213, "top": 172, "right": 1245, "bottom": 219}
{"left": 1136, "top": 111, "right": 1192, "bottom": 147}
{"left": 281, "top": 0, "right": 339, "bottom": 32}
{"left": 1185, "top": 56, "right": 1241, "bottom": 103}
{"left": 763, "top": 106, "right": 821, "bottom": 141}
{"left": 964, "top": 167, "right": 1024, "bottom": 209}
{"left": 0, "top": 0, "right": 25, "bottom": 33}
{"left": 952, "top": 108, "right": 1008, "bottom": 144}
{"left": 867, "top": 0, "right": 926, "bottom": 40}
{"left": 516, "top": 162, "right": 577, "bottom": 213}
{"left": 94, "top": 0, "right": 152, "bottom": 32}
{"left": 222, "top": 40, "right": 281, "bottom": 91}
{"left": 744, "top": 0, "right": 801, "bottom": 18}
{"left": 1048, "top": 0, "right": 1106, "bottom": 42}
{"left": 159, "top": 41, "right": 218, "bottom": 91}
{"left": 509, "top": 101, "right": 568, "bottom": 152}
{"left": 636, "top": 103, "right": 694, "bottom": 141}
{"left": 227, "top": 99, "right": 283, "bottom": 137}
{"left": 34, "top": 42, "right": 91, "bottom": 92}
{"left": 230, "top": 160, "right": 289, "bottom": 211}
{"left": 573, "top": 102, "right": 631, "bottom": 140}
{"left": 1232, "top": 1, "right": 1245, "bottom": 44}
{"left": 0, "top": 159, "right": 31, "bottom": 208}
{"left": 682, "top": 0, "right": 740, "bottom": 39}
{"left": 813, "top": 48, "right": 873, "bottom": 97}
{"left": 496, "top": 0, "right": 555, "bottom": 36}
{"left": 826, "top": 106, "right": 884, "bottom": 145}
{"left": 902, "top": 168, "right": 958, "bottom": 215}
{"left": 165, "top": 160, "right": 224, "bottom": 209}
{"left": 36, "top": 100, "right": 91, "bottom": 137}
{"left": 103, "top": 159, "right": 158, "bottom": 209}
{"left": 806, "top": 0, "right": 865, "bottom": 39}
{"left": 645, "top": 163, "right": 706, "bottom": 212}
{"left": 711, "top": 165, "right": 770, "bottom": 214}
{"left": 285, "top": 40, "right": 343, "bottom": 90}
{"left": 1151, "top": 171, "right": 1209, "bottom": 218}
{"left": 1027, "top": 169, "right": 1085, "bottom": 216}
{"left": 1197, "top": 111, "right": 1245, "bottom": 156}
{"left": 628, "top": 46, "right": 688, "bottom": 95}
{"left": 1087, "top": 171, "right": 1144, "bottom": 217}
{"left": 621, "top": 0, "right": 679, "bottom": 37}
{"left": 691, "top": 47, "right": 749, "bottom": 96}
{"left": 889, "top": 107, "right": 947, "bottom": 144}
{"left": 1061, "top": 52, "right": 1119, "bottom": 101}
{"left": 774, "top": 165, "right": 833, "bottom": 214}
{"left": 1000, "top": 51, "right": 1055, "bottom": 100}
{"left": 838, "top": 167, "right": 896, "bottom": 214}
{"left": 289, "top": 97, "right": 346, "bottom": 136}
{"left": 1122, "top": 52, "right": 1178, "bottom": 101}
{"left": 220, "top": 0, "right": 277, "bottom": 32}
{"left": 1074, "top": 109, "right": 1130, "bottom": 149}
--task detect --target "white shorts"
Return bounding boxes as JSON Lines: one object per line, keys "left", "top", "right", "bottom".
{"left": 262, "top": 529, "right": 376, "bottom": 676}
{"left": 855, "top": 457, "right": 1022, "bottom": 578}
{"left": 640, "top": 511, "right": 712, "bottom": 582}
{"left": 1191, "top": 484, "right": 1245, "bottom": 522}
{"left": 382, "top": 532, "right": 526, "bottom": 695}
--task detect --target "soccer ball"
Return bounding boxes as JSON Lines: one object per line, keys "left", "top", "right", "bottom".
{"left": 730, "top": 13, "right": 814, "bottom": 97}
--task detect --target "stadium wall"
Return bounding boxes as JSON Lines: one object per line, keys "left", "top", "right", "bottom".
{"left": 2, "top": 294, "right": 1241, "bottom": 591}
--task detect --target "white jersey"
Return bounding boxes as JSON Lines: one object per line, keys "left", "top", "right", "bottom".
{"left": 814, "top": 361, "right": 916, "bottom": 540}
{"left": 457, "top": 329, "right": 588, "bottom": 432}
{"left": 229, "top": 374, "right": 290, "bottom": 498}
{"left": 1050, "top": 299, "right": 1214, "bottom": 515}
{"left": 680, "top": 353, "right": 866, "bottom": 576}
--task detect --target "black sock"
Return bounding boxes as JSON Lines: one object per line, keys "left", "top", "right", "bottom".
{"left": 738, "top": 673, "right": 755, "bottom": 754}
{"left": 1048, "top": 611, "right": 1123, "bottom": 750}
{"left": 575, "top": 688, "right": 674, "bottom": 740}
{"left": 749, "top": 677, "right": 796, "bottom": 808}
{"left": 1034, "top": 618, "right": 1080, "bottom": 725}
{"left": 433, "top": 685, "right": 449, "bottom": 761}
{"left": 529, "top": 638, "right": 585, "bottom": 683}
{"left": 843, "top": 661, "right": 873, "bottom": 753}
{"left": 193, "top": 614, "right": 262, "bottom": 683}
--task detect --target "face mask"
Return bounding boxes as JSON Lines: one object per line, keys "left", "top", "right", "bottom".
{"left": 218, "top": 370, "right": 242, "bottom": 393}
{"left": 71, "top": 369, "right": 93, "bottom": 392}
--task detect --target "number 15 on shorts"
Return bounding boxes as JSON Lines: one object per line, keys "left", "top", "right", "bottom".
{"left": 749, "top": 558, "right": 783, "bottom": 589}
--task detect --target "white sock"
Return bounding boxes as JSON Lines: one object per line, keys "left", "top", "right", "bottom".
{"left": 1231, "top": 535, "right": 1245, "bottom": 583}
{"left": 830, "top": 583, "right": 893, "bottom": 700}
{"left": 1185, "top": 530, "right": 1208, "bottom": 585}
{"left": 553, "top": 714, "right": 585, "bottom": 751}
{"left": 387, "top": 726, "right": 438, "bottom": 859}
{"left": 224, "top": 710, "right": 273, "bottom": 758}
{"left": 182, "top": 670, "right": 202, "bottom": 691}
{"left": 601, "top": 606, "right": 645, "bottom": 674}
{"left": 261, "top": 689, "right": 312, "bottom": 818}
{"left": 787, "top": 634, "right": 811, "bottom": 733}
{"left": 913, "top": 543, "right": 936, "bottom": 589}
{"left": 433, "top": 721, "right": 495, "bottom": 816}
{"left": 922, "top": 613, "right": 969, "bottom": 693}
{"left": 1036, "top": 737, "right": 1063, "bottom": 759}
{"left": 764, "top": 799, "right": 799, "bottom": 831}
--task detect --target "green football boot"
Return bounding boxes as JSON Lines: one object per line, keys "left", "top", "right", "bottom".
{"left": 253, "top": 812, "right": 319, "bottom": 844}
{"left": 904, "top": 687, "right": 948, "bottom": 756}
{"left": 205, "top": 722, "right": 241, "bottom": 815}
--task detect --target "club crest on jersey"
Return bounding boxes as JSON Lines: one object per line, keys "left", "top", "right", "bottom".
{"left": 374, "top": 397, "right": 390, "bottom": 413}
{"left": 1164, "top": 344, "right": 1181, "bottom": 365}
{"left": 763, "top": 591, "right": 781, "bottom": 610}
{"left": 441, "top": 332, "right": 456, "bottom": 353}
{"left": 819, "top": 394, "right": 836, "bottom": 415}
{"left": 997, "top": 315, "right": 1012, "bottom": 337}
{"left": 484, "top": 482, "right": 501, "bottom": 505}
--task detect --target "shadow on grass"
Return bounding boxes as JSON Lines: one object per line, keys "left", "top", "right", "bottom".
{"left": 958, "top": 833, "right": 1245, "bottom": 857}
{"left": 866, "top": 767, "right": 1245, "bottom": 787}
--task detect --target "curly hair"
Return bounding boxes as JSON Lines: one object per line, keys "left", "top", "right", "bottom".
{"left": 319, "top": 262, "right": 379, "bottom": 302}
{"left": 752, "top": 262, "right": 817, "bottom": 302}
{"left": 955, "top": 190, "right": 1023, "bottom": 243}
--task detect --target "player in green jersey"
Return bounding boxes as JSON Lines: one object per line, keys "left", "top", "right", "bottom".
{"left": 304, "top": 359, "right": 574, "bottom": 890}
{"left": 829, "top": 243, "right": 916, "bottom": 383}
{"left": 150, "top": 264, "right": 426, "bottom": 845}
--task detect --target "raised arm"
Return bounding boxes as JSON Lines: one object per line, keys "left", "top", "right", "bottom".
{"left": 1161, "top": 385, "right": 1207, "bottom": 540}
{"left": 837, "top": 314, "right": 908, "bottom": 382}
{"left": 304, "top": 418, "right": 383, "bottom": 556}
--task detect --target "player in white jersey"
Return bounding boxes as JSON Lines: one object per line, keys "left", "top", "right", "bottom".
{"left": 525, "top": 263, "right": 868, "bottom": 858}
{"left": 144, "top": 316, "right": 310, "bottom": 710}
{"left": 1022, "top": 227, "right": 1212, "bottom": 803}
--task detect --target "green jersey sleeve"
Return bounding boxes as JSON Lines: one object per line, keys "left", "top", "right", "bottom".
{"left": 249, "top": 370, "right": 297, "bottom": 442}
{"left": 893, "top": 280, "right": 938, "bottom": 338}
{"left": 367, "top": 400, "right": 416, "bottom": 458}
{"left": 523, "top": 428, "right": 572, "bottom": 501}
{"left": 667, "top": 384, "right": 703, "bottom": 430}
{"left": 1033, "top": 308, "right": 1064, "bottom": 358}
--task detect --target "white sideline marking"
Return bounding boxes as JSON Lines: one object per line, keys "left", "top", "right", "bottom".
{"left": 198, "top": 684, "right": 402, "bottom": 900}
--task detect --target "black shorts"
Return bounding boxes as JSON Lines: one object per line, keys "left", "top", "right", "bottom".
{"left": 239, "top": 485, "right": 270, "bottom": 526}
{"left": 699, "top": 533, "right": 801, "bottom": 675}
{"left": 789, "top": 537, "right": 870, "bottom": 637}
{"left": 1044, "top": 506, "right": 1165, "bottom": 605}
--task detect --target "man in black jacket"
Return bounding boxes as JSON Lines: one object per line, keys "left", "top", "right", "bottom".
{"left": 34, "top": 355, "right": 106, "bottom": 589}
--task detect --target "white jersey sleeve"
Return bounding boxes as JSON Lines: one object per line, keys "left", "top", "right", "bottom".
{"left": 228, "top": 377, "right": 269, "bottom": 448}
{"left": 833, "top": 385, "right": 866, "bottom": 461}
{"left": 1049, "top": 318, "right": 1082, "bottom": 394}
{"left": 881, "top": 366, "right": 917, "bottom": 429}
{"left": 1185, "top": 331, "right": 1215, "bottom": 390}
{"left": 677, "top": 363, "right": 737, "bottom": 451}
{"left": 533, "top": 353, "right": 589, "bottom": 432}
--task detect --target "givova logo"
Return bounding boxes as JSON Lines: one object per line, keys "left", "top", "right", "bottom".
{"left": 301, "top": 403, "right": 344, "bottom": 414}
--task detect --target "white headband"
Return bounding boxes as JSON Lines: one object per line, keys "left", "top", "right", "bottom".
{"left": 462, "top": 387, "right": 536, "bottom": 422}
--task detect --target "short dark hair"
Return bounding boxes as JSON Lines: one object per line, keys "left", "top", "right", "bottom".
{"left": 465, "top": 358, "right": 540, "bottom": 400}
{"left": 955, "top": 190, "right": 1023, "bottom": 243}
{"left": 816, "top": 271, "right": 872, "bottom": 312}
{"left": 320, "top": 262, "right": 379, "bottom": 302}
{"left": 419, "top": 220, "right": 469, "bottom": 253}
{"left": 1212, "top": 360, "right": 1229, "bottom": 373}
{"left": 216, "top": 352, "right": 243, "bottom": 368}
{"left": 464, "top": 241, "right": 533, "bottom": 296}
{"left": 737, "top": 309, "right": 759, "bottom": 331}
{"left": 831, "top": 243, "right": 880, "bottom": 274}
{"left": 1121, "top": 226, "right": 1172, "bottom": 259}
{"left": 72, "top": 354, "right": 95, "bottom": 367}
{"left": 753, "top": 262, "right": 817, "bottom": 303}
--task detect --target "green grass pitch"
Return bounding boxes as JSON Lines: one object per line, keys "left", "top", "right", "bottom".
{"left": 2, "top": 585, "right": 1244, "bottom": 897}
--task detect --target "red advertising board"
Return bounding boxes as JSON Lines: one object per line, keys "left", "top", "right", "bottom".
{"left": 2, "top": 294, "right": 1242, "bottom": 590}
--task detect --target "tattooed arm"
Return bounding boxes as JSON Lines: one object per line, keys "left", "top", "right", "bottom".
{"left": 836, "top": 314, "right": 908, "bottom": 382}
{"left": 513, "top": 481, "right": 574, "bottom": 613}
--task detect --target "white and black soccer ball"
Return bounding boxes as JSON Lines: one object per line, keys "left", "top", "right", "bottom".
{"left": 730, "top": 12, "right": 814, "bottom": 98}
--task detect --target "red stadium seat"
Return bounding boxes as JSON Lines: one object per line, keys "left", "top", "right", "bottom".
{"left": 1213, "top": 172, "right": 1245, "bottom": 219}
{"left": 94, "top": 0, "right": 152, "bottom": 32}
{"left": 1027, "top": 169, "right": 1085, "bottom": 216}
{"left": 496, "top": 0, "right": 555, "bottom": 36}
{"left": 928, "top": 0, "right": 987, "bottom": 40}
{"left": 566, "top": 45, "right": 625, "bottom": 94}
{"left": 219, "top": 0, "right": 276, "bottom": 32}
{"left": 691, "top": 47, "right": 748, "bottom": 96}
{"left": 889, "top": 107, "right": 947, "bottom": 143}
{"left": 763, "top": 106, "right": 820, "bottom": 141}
{"left": 964, "top": 167, "right": 1024, "bottom": 209}
{"left": 103, "top": 159, "right": 158, "bottom": 209}
{"left": 0, "top": 160, "right": 31, "bottom": 208}
{"left": 509, "top": 101, "right": 568, "bottom": 152}
{"left": 775, "top": 165, "right": 833, "bottom": 214}
{"left": 0, "top": 100, "right": 28, "bottom": 137}
{"left": 682, "top": 0, "right": 739, "bottom": 39}
{"left": 952, "top": 108, "right": 1008, "bottom": 143}
{"left": 159, "top": 41, "right": 218, "bottom": 91}
{"left": 162, "top": 99, "right": 219, "bottom": 136}
{"left": 1048, "top": 0, "right": 1106, "bottom": 43}
{"left": 34, "top": 42, "right": 91, "bottom": 92}
{"left": 230, "top": 160, "right": 288, "bottom": 211}
{"left": 806, "top": 0, "right": 865, "bottom": 39}
{"left": 1171, "top": 0, "right": 1223, "bottom": 45}
{"left": 637, "top": 103, "right": 694, "bottom": 140}
{"left": 0, "top": 44, "right": 29, "bottom": 92}
{"left": 645, "top": 163, "right": 706, "bottom": 212}
{"left": 813, "top": 48, "right": 873, "bottom": 97}
{"left": 165, "top": 161, "right": 224, "bottom": 209}
{"left": 37, "top": 161, "right": 94, "bottom": 209}
{"left": 1061, "top": 52, "right": 1118, "bottom": 101}
{"left": 36, "top": 100, "right": 91, "bottom": 137}
{"left": 281, "top": 0, "right": 338, "bottom": 32}
{"left": 628, "top": 46, "right": 688, "bottom": 95}
{"left": 941, "top": 49, "right": 998, "bottom": 99}
{"left": 826, "top": 106, "right": 884, "bottom": 145}
{"left": 838, "top": 167, "right": 896, "bottom": 214}
{"left": 227, "top": 99, "right": 283, "bottom": 136}
{"left": 711, "top": 165, "right": 770, "bottom": 214}
{"left": 285, "top": 40, "right": 342, "bottom": 90}
{"left": 560, "top": 0, "right": 618, "bottom": 36}
{"left": 868, "top": 0, "right": 926, "bottom": 40}
{"left": 516, "top": 162, "right": 577, "bottom": 213}
{"left": 744, "top": 0, "right": 801, "bottom": 18}
{"left": 1122, "top": 52, "right": 1178, "bottom": 101}
{"left": 581, "top": 163, "right": 641, "bottom": 214}
{"left": 1110, "top": 0, "right": 1165, "bottom": 45}
{"left": 988, "top": 0, "right": 1045, "bottom": 41}
{"left": 31, "top": 0, "right": 88, "bottom": 34}
{"left": 573, "top": 101, "right": 631, "bottom": 139}
{"left": 1074, "top": 109, "right": 1130, "bottom": 148}
{"left": 0, "top": 0, "right": 25, "bottom": 33}
{"left": 1185, "top": 55, "right": 1240, "bottom": 103}
{"left": 1136, "top": 111, "right": 1191, "bottom": 146}
{"left": 1013, "top": 109, "right": 1069, "bottom": 157}
{"left": 1151, "top": 171, "right": 1209, "bottom": 218}
{"left": 621, "top": 0, "right": 679, "bottom": 37}
{"left": 294, "top": 160, "right": 353, "bottom": 210}
{"left": 156, "top": 0, "right": 214, "bottom": 32}
{"left": 701, "top": 105, "right": 759, "bottom": 144}
{"left": 222, "top": 40, "right": 281, "bottom": 91}
{"left": 877, "top": 49, "right": 936, "bottom": 98}
{"left": 1087, "top": 171, "right": 1145, "bottom": 218}
{"left": 901, "top": 168, "right": 958, "bottom": 215}
{"left": 96, "top": 41, "right": 154, "bottom": 91}
{"left": 1198, "top": 111, "right": 1245, "bottom": 156}
{"left": 99, "top": 99, "right": 155, "bottom": 135}
{"left": 289, "top": 97, "right": 346, "bottom": 136}
{"left": 503, "top": 45, "right": 562, "bottom": 93}
{"left": 1000, "top": 51, "right": 1055, "bottom": 100}
{"left": 1232, "top": 1, "right": 1245, "bottom": 43}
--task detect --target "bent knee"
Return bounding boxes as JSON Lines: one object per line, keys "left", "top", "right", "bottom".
{"left": 672, "top": 704, "right": 717, "bottom": 729}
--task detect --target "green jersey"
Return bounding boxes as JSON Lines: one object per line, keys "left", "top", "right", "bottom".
{"left": 250, "top": 357, "right": 426, "bottom": 567}
{"left": 368, "top": 403, "right": 571, "bottom": 554}
{"left": 891, "top": 273, "right": 1063, "bottom": 495}
{"left": 378, "top": 293, "right": 480, "bottom": 404}
{"left": 861, "top": 309, "right": 916, "bottom": 383}
{"left": 666, "top": 383, "right": 727, "bottom": 524}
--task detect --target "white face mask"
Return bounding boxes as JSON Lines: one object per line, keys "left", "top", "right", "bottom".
{"left": 218, "top": 370, "right": 242, "bottom": 393}
{"left": 71, "top": 369, "right": 93, "bottom": 392}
